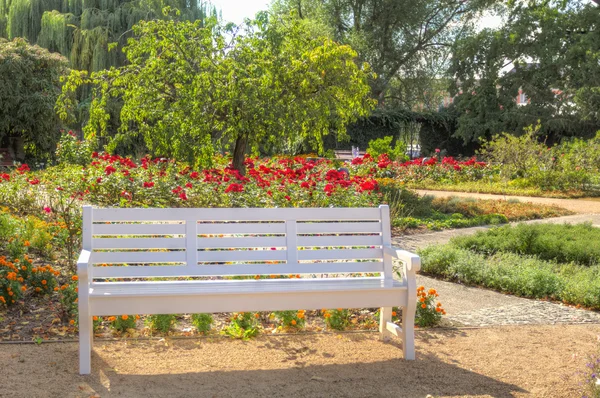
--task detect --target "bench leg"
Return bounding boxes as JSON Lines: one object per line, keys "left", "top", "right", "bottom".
{"left": 79, "top": 313, "right": 92, "bottom": 375}
{"left": 401, "top": 305, "right": 416, "bottom": 360}
{"left": 378, "top": 307, "right": 392, "bottom": 340}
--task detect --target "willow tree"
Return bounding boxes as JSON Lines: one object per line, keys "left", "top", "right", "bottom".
{"left": 0, "top": 38, "right": 69, "bottom": 160}
{"left": 0, "top": 0, "right": 217, "bottom": 72}
{"left": 57, "top": 14, "right": 376, "bottom": 172}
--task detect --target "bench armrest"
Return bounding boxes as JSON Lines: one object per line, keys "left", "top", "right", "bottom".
{"left": 77, "top": 250, "right": 91, "bottom": 279}
{"left": 383, "top": 245, "right": 421, "bottom": 273}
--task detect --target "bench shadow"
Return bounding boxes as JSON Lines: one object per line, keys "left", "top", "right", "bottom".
{"left": 80, "top": 334, "right": 526, "bottom": 398}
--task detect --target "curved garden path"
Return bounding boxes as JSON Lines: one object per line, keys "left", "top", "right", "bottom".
{"left": 416, "top": 189, "right": 600, "bottom": 214}
{"left": 394, "top": 191, "right": 600, "bottom": 327}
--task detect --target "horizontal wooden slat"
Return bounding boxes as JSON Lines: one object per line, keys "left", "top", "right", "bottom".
{"left": 91, "top": 251, "right": 186, "bottom": 264}
{"left": 298, "top": 248, "right": 383, "bottom": 261}
{"left": 196, "top": 223, "right": 286, "bottom": 235}
{"left": 197, "top": 250, "right": 287, "bottom": 262}
{"left": 197, "top": 237, "right": 286, "bottom": 249}
{"left": 297, "top": 236, "right": 382, "bottom": 247}
{"left": 92, "top": 207, "right": 381, "bottom": 222}
{"left": 91, "top": 261, "right": 384, "bottom": 278}
{"left": 93, "top": 238, "right": 186, "bottom": 249}
{"left": 296, "top": 222, "right": 382, "bottom": 234}
{"left": 93, "top": 223, "right": 185, "bottom": 235}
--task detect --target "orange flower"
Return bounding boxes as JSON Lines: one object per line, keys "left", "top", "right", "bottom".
{"left": 21, "top": 286, "right": 27, "bottom": 292}
{"left": 296, "top": 274, "right": 300, "bottom": 279}
{"left": 8, "top": 291, "right": 13, "bottom": 296}
{"left": 41, "top": 280, "right": 47, "bottom": 285}
{"left": 291, "top": 320, "right": 297, "bottom": 326}
{"left": 336, "top": 308, "right": 343, "bottom": 312}
{"left": 61, "top": 285, "right": 68, "bottom": 290}
{"left": 421, "top": 304, "right": 426, "bottom": 309}
{"left": 254, "top": 313, "right": 260, "bottom": 319}
{"left": 0, "top": 296, "right": 5, "bottom": 303}
{"left": 419, "top": 297, "right": 425, "bottom": 303}
{"left": 24, "top": 241, "right": 30, "bottom": 247}
{"left": 297, "top": 312, "right": 305, "bottom": 319}
{"left": 35, "top": 287, "right": 41, "bottom": 292}
{"left": 436, "top": 302, "right": 442, "bottom": 307}
{"left": 135, "top": 315, "right": 140, "bottom": 320}
{"left": 72, "top": 275, "right": 78, "bottom": 281}
{"left": 107, "top": 316, "right": 116, "bottom": 322}
{"left": 69, "top": 320, "right": 75, "bottom": 325}
{"left": 391, "top": 311, "right": 397, "bottom": 317}
{"left": 93, "top": 316, "right": 98, "bottom": 321}
{"left": 54, "top": 287, "right": 59, "bottom": 291}
{"left": 21, "top": 266, "right": 26, "bottom": 271}
{"left": 435, "top": 307, "right": 441, "bottom": 312}
{"left": 417, "top": 286, "right": 424, "bottom": 291}
{"left": 121, "top": 315, "right": 128, "bottom": 320}
{"left": 428, "top": 288, "right": 436, "bottom": 295}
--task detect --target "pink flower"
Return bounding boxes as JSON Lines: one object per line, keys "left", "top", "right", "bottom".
{"left": 143, "top": 181, "right": 154, "bottom": 188}
{"left": 43, "top": 206, "right": 52, "bottom": 214}
{"left": 179, "top": 192, "right": 188, "bottom": 201}
{"left": 28, "top": 178, "right": 40, "bottom": 185}
{"left": 285, "top": 195, "right": 291, "bottom": 201}
{"left": 435, "top": 148, "right": 440, "bottom": 153}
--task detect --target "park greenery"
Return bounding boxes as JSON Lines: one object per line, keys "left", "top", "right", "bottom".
{"left": 57, "top": 13, "right": 376, "bottom": 172}
{"left": 420, "top": 223, "right": 600, "bottom": 310}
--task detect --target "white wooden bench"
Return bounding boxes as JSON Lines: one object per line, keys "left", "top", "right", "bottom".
{"left": 77, "top": 205, "right": 420, "bottom": 374}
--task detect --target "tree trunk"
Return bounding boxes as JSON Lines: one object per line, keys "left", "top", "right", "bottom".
{"left": 232, "top": 134, "right": 248, "bottom": 175}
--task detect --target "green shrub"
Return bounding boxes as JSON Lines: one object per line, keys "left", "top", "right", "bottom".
{"left": 451, "top": 223, "right": 600, "bottom": 266}
{"left": 272, "top": 310, "right": 306, "bottom": 329}
{"left": 322, "top": 308, "right": 350, "bottom": 330}
{"left": 146, "top": 314, "right": 177, "bottom": 334}
{"left": 108, "top": 315, "right": 137, "bottom": 332}
{"left": 191, "top": 313, "right": 213, "bottom": 333}
{"left": 366, "top": 136, "right": 408, "bottom": 162}
{"left": 223, "top": 312, "right": 260, "bottom": 339}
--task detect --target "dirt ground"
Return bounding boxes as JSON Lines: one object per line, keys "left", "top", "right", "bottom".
{"left": 0, "top": 324, "right": 598, "bottom": 398}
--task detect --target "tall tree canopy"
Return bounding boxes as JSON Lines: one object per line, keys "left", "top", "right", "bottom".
{"left": 57, "top": 14, "right": 376, "bottom": 172}
{"left": 0, "top": 0, "right": 217, "bottom": 72}
{"left": 449, "top": 0, "right": 600, "bottom": 143}
{"left": 0, "top": 38, "right": 69, "bottom": 160}
{"left": 271, "top": 0, "right": 496, "bottom": 108}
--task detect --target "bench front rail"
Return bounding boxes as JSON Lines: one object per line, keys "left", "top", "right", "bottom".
{"left": 78, "top": 205, "right": 420, "bottom": 374}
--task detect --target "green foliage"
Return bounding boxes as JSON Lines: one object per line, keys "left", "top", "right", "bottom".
{"left": 450, "top": 1, "right": 600, "bottom": 143}
{"left": 190, "top": 313, "right": 213, "bottom": 333}
{"left": 322, "top": 308, "right": 350, "bottom": 330}
{"left": 57, "top": 15, "right": 376, "bottom": 172}
{"left": 451, "top": 223, "right": 600, "bottom": 267}
{"left": 0, "top": 38, "right": 69, "bottom": 161}
{"left": 223, "top": 312, "right": 260, "bottom": 340}
{"left": 108, "top": 315, "right": 137, "bottom": 332}
{"left": 366, "top": 136, "right": 407, "bottom": 162}
{"left": 146, "top": 314, "right": 177, "bottom": 334}
{"left": 55, "top": 130, "right": 95, "bottom": 166}
{"left": 272, "top": 310, "right": 306, "bottom": 329}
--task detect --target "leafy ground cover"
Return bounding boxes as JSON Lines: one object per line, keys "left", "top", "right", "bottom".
{"left": 393, "top": 195, "right": 571, "bottom": 232}
{"left": 419, "top": 223, "right": 600, "bottom": 309}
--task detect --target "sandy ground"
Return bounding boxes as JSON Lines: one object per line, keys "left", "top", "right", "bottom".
{"left": 416, "top": 189, "right": 600, "bottom": 214}
{"left": 0, "top": 324, "right": 598, "bottom": 398}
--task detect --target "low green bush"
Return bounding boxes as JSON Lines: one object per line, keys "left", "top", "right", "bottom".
{"left": 146, "top": 314, "right": 177, "bottom": 333}
{"left": 451, "top": 223, "right": 600, "bottom": 266}
{"left": 419, "top": 244, "right": 600, "bottom": 309}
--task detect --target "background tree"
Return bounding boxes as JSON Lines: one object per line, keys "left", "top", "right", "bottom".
{"left": 0, "top": 0, "right": 217, "bottom": 73}
{"left": 0, "top": 38, "right": 69, "bottom": 161}
{"left": 271, "top": 0, "right": 497, "bottom": 108}
{"left": 449, "top": 0, "right": 600, "bottom": 144}
{"left": 57, "top": 13, "right": 376, "bottom": 172}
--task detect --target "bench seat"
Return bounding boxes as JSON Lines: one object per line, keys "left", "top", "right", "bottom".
{"left": 89, "top": 278, "right": 408, "bottom": 315}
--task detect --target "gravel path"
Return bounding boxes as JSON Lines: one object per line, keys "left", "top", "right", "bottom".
{"left": 392, "top": 198, "right": 600, "bottom": 327}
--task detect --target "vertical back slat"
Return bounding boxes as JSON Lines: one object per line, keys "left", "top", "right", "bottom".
{"left": 380, "top": 205, "right": 393, "bottom": 285}
{"left": 83, "top": 206, "right": 92, "bottom": 251}
{"left": 286, "top": 220, "right": 297, "bottom": 265}
{"left": 186, "top": 219, "right": 197, "bottom": 266}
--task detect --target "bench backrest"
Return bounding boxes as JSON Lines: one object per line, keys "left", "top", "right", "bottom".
{"left": 83, "top": 205, "right": 393, "bottom": 280}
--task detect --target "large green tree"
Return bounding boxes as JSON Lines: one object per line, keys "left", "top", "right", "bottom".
{"left": 449, "top": 0, "right": 600, "bottom": 143}
{"left": 57, "top": 14, "right": 375, "bottom": 172}
{"left": 271, "top": 0, "right": 496, "bottom": 108}
{"left": 0, "top": 0, "right": 217, "bottom": 73}
{"left": 0, "top": 38, "right": 69, "bottom": 161}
